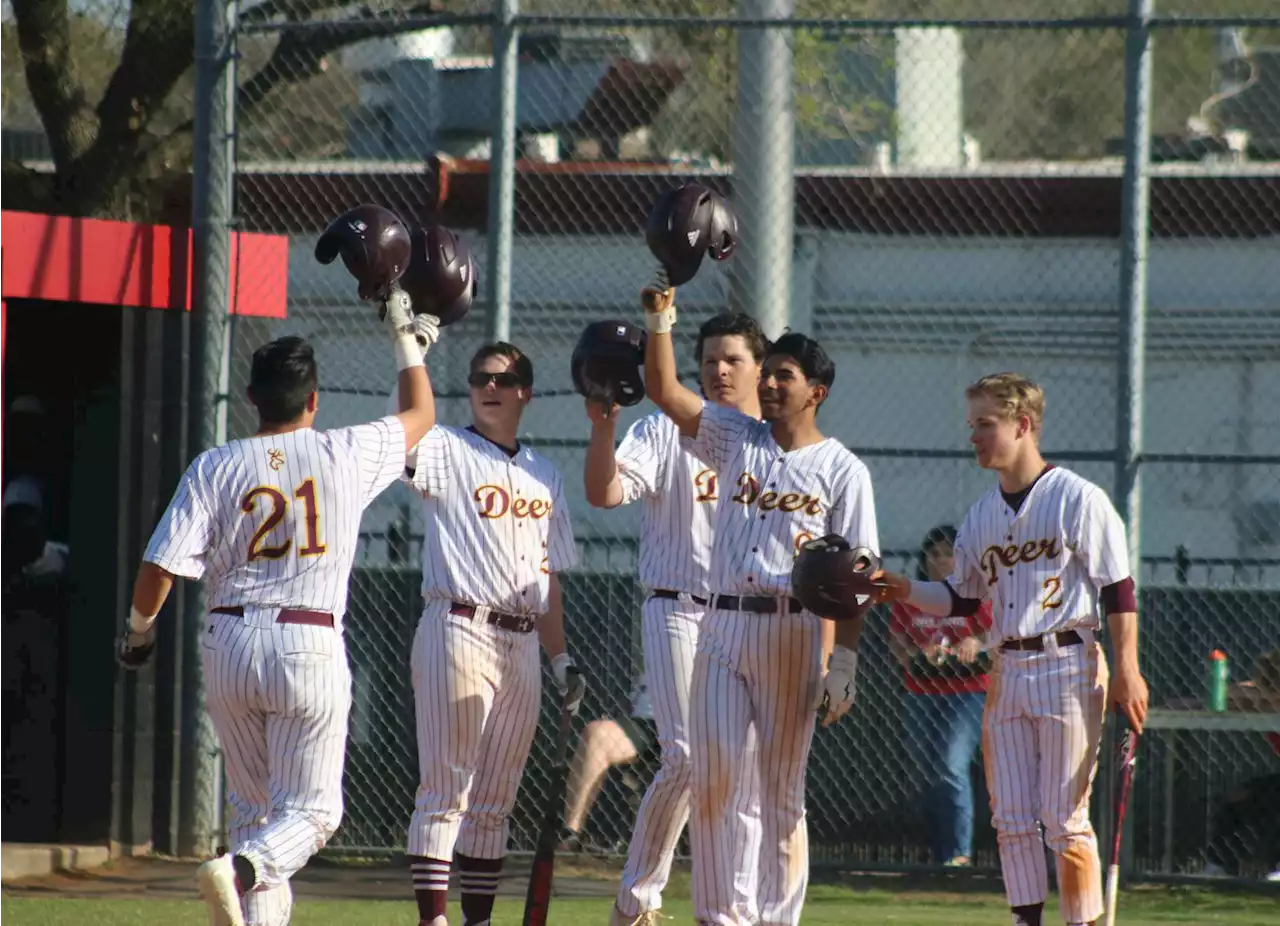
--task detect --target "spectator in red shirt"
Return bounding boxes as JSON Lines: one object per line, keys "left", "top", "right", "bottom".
{"left": 888, "top": 524, "right": 994, "bottom": 868}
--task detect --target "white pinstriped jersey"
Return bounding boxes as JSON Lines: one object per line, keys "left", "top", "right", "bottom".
{"left": 405, "top": 425, "right": 578, "bottom": 614}
{"left": 616, "top": 410, "right": 717, "bottom": 597}
{"left": 682, "top": 402, "right": 880, "bottom": 599}
{"left": 143, "top": 418, "right": 407, "bottom": 630}
{"left": 946, "top": 466, "right": 1131, "bottom": 640}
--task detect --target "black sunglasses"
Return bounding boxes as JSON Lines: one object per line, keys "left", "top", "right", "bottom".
{"left": 468, "top": 371, "right": 524, "bottom": 389}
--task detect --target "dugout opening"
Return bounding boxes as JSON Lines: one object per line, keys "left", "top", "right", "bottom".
{"left": 1, "top": 210, "right": 290, "bottom": 856}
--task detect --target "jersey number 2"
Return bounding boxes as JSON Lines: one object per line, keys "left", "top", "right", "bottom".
{"left": 243, "top": 479, "right": 327, "bottom": 561}
{"left": 1041, "top": 575, "right": 1064, "bottom": 610}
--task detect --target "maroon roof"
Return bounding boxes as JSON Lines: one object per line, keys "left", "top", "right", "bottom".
{"left": 232, "top": 157, "right": 1280, "bottom": 239}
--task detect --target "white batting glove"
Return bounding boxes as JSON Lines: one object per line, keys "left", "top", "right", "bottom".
{"left": 814, "top": 645, "right": 858, "bottom": 727}
{"left": 550, "top": 653, "right": 586, "bottom": 717}
{"left": 381, "top": 288, "right": 415, "bottom": 340}
{"left": 410, "top": 312, "right": 441, "bottom": 353}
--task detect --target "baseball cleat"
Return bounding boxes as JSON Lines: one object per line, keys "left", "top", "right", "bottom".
{"left": 196, "top": 853, "right": 245, "bottom": 926}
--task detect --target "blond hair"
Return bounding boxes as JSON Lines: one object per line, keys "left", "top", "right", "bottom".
{"left": 965, "top": 372, "right": 1045, "bottom": 433}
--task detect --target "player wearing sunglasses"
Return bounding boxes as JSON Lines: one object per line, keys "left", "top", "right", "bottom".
{"left": 389, "top": 342, "right": 584, "bottom": 926}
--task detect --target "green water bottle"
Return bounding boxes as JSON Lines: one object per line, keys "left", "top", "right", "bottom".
{"left": 1207, "top": 649, "right": 1229, "bottom": 712}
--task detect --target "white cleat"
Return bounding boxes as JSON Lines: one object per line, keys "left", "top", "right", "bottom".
{"left": 196, "top": 854, "right": 245, "bottom": 926}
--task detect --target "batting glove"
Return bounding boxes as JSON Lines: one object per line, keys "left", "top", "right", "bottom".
{"left": 380, "top": 288, "right": 416, "bottom": 340}
{"left": 814, "top": 644, "right": 858, "bottom": 727}
{"left": 116, "top": 623, "right": 157, "bottom": 671}
{"left": 550, "top": 653, "right": 586, "bottom": 717}
{"left": 410, "top": 312, "right": 441, "bottom": 353}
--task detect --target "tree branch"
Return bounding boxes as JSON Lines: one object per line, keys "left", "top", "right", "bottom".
{"left": 69, "top": 0, "right": 194, "bottom": 211}
{"left": 11, "top": 0, "right": 97, "bottom": 171}
{"left": 238, "top": 3, "right": 445, "bottom": 118}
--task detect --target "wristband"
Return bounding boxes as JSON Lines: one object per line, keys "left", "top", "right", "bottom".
{"left": 129, "top": 605, "right": 156, "bottom": 634}
{"left": 644, "top": 304, "right": 676, "bottom": 335}
{"left": 829, "top": 644, "right": 858, "bottom": 675}
{"left": 394, "top": 335, "right": 424, "bottom": 372}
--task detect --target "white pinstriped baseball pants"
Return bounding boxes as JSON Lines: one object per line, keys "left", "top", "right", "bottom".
{"left": 983, "top": 633, "right": 1108, "bottom": 925}
{"left": 202, "top": 607, "right": 351, "bottom": 926}
{"left": 689, "top": 607, "right": 825, "bottom": 926}
{"left": 406, "top": 599, "right": 542, "bottom": 861}
{"left": 617, "top": 595, "right": 764, "bottom": 919}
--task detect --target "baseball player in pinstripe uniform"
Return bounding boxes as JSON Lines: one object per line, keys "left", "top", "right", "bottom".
{"left": 116, "top": 292, "right": 441, "bottom": 926}
{"left": 390, "top": 341, "right": 584, "bottom": 926}
{"left": 584, "top": 312, "right": 769, "bottom": 926}
{"left": 639, "top": 288, "right": 880, "bottom": 926}
{"left": 873, "top": 373, "right": 1150, "bottom": 926}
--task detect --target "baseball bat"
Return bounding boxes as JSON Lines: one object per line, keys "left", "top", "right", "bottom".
{"left": 1103, "top": 726, "right": 1140, "bottom": 926}
{"left": 521, "top": 698, "right": 575, "bottom": 926}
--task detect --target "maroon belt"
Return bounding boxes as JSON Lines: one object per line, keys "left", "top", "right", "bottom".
{"left": 449, "top": 601, "right": 537, "bottom": 634}
{"left": 1000, "top": 629, "right": 1083, "bottom": 652}
{"left": 212, "top": 605, "right": 334, "bottom": 628}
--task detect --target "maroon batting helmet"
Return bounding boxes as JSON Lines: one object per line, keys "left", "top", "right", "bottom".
{"left": 399, "top": 224, "right": 478, "bottom": 327}
{"left": 314, "top": 204, "right": 412, "bottom": 301}
{"left": 572, "top": 320, "right": 648, "bottom": 408}
{"left": 645, "top": 183, "right": 739, "bottom": 286}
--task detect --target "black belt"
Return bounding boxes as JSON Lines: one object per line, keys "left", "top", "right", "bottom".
{"left": 449, "top": 601, "right": 537, "bottom": 634}
{"left": 1000, "top": 630, "right": 1083, "bottom": 652}
{"left": 212, "top": 605, "right": 334, "bottom": 628}
{"left": 649, "top": 589, "right": 709, "bottom": 606}
{"left": 711, "top": 594, "right": 804, "bottom": 615}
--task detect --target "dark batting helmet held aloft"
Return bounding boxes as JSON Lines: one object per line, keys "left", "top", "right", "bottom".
{"left": 399, "top": 224, "right": 479, "bottom": 327}
{"left": 791, "top": 534, "right": 883, "bottom": 621}
{"left": 645, "top": 183, "right": 739, "bottom": 286}
{"left": 314, "top": 204, "right": 412, "bottom": 301}
{"left": 572, "top": 320, "right": 648, "bottom": 408}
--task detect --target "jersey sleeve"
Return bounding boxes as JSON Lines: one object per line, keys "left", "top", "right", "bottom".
{"left": 546, "top": 471, "right": 579, "bottom": 573}
{"left": 1075, "top": 486, "right": 1132, "bottom": 588}
{"left": 826, "top": 458, "right": 881, "bottom": 555}
{"left": 143, "top": 457, "right": 217, "bottom": 580}
{"left": 946, "top": 511, "right": 988, "bottom": 600}
{"left": 341, "top": 415, "right": 408, "bottom": 506}
{"left": 405, "top": 426, "right": 452, "bottom": 497}
{"left": 680, "top": 401, "right": 756, "bottom": 473}
{"left": 615, "top": 414, "right": 668, "bottom": 504}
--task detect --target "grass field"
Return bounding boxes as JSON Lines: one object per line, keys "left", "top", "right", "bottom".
{"left": 5, "top": 881, "right": 1280, "bottom": 926}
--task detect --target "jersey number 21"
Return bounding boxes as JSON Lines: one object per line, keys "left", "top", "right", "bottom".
{"left": 242, "top": 479, "right": 327, "bottom": 561}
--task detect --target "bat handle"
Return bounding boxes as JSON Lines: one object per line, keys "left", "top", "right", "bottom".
{"left": 1103, "top": 864, "right": 1119, "bottom": 926}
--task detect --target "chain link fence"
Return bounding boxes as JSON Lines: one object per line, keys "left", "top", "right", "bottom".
{"left": 220, "top": 2, "right": 1280, "bottom": 878}
{"left": 8, "top": 0, "right": 1276, "bottom": 881}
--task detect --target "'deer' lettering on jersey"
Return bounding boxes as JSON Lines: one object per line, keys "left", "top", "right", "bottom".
{"left": 680, "top": 402, "right": 879, "bottom": 600}
{"left": 403, "top": 424, "right": 579, "bottom": 615}
{"left": 944, "top": 467, "right": 1131, "bottom": 641}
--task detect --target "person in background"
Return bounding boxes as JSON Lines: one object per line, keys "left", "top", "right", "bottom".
{"left": 888, "top": 524, "right": 994, "bottom": 868}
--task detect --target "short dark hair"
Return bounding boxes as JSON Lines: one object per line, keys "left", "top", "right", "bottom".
{"left": 249, "top": 336, "right": 318, "bottom": 425}
{"left": 694, "top": 313, "right": 769, "bottom": 364}
{"left": 470, "top": 341, "right": 534, "bottom": 388}
{"left": 916, "top": 524, "right": 958, "bottom": 581}
{"left": 767, "top": 332, "right": 835, "bottom": 389}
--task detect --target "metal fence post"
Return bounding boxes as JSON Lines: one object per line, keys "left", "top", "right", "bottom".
{"left": 1109, "top": 0, "right": 1154, "bottom": 881}
{"left": 185, "top": 0, "right": 237, "bottom": 858}
{"left": 729, "top": 0, "right": 795, "bottom": 340}
{"left": 486, "top": 0, "right": 519, "bottom": 344}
